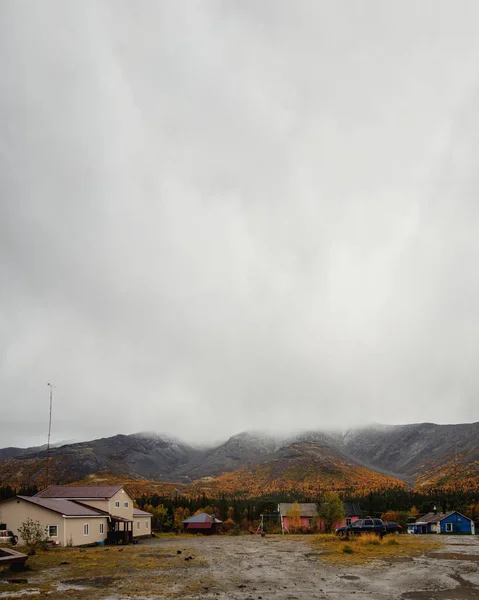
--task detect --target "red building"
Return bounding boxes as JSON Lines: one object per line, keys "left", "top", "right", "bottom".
{"left": 183, "top": 513, "right": 222, "bottom": 534}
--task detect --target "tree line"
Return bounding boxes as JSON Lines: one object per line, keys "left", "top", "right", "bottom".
{"left": 135, "top": 486, "right": 479, "bottom": 533}
{"left": 0, "top": 485, "right": 38, "bottom": 501}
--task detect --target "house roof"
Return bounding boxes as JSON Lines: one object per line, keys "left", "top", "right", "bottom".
{"left": 415, "top": 513, "right": 440, "bottom": 524}
{"left": 279, "top": 502, "right": 361, "bottom": 518}
{"left": 35, "top": 485, "right": 124, "bottom": 499}
{"left": 183, "top": 512, "right": 222, "bottom": 524}
{"left": 279, "top": 503, "right": 318, "bottom": 517}
{"left": 133, "top": 508, "right": 153, "bottom": 517}
{"left": 416, "top": 511, "right": 472, "bottom": 524}
{"left": 110, "top": 515, "right": 133, "bottom": 523}
{"left": 343, "top": 502, "right": 361, "bottom": 517}
{"left": 17, "top": 496, "right": 109, "bottom": 518}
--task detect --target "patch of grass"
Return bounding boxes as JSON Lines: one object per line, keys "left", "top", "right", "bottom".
{"left": 313, "top": 533, "right": 338, "bottom": 543}
{"left": 356, "top": 533, "right": 381, "bottom": 546}
{"left": 8, "top": 543, "right": 206, "bottom": 598}
{"left": 386, "top": 537, "right": 399, "bottom": 546}
{"left": 311, "top": 534, "right": 443, "bottom": 564}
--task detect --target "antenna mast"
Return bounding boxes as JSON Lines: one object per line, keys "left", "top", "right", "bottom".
{"left": 46, "top": 383, "right": 55, "bottom": 486}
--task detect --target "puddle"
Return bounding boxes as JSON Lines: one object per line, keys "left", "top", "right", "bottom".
{"left": 426, "top": 552, "right": 479, "bottom": 563}
{"left": 0, "top": 590, "right": 41, "bottom": 598}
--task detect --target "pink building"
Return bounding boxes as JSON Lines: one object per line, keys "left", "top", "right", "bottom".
{"left": 278, "top": 502, "right": 362, "bottom": 533}
{"left": 333, "top": 502, "right": 362, "bottom": 529}
{"left": 279, "top": 503, "right": 320, "bottom": 533}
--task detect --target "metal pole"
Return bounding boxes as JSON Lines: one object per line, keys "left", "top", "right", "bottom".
{"left": 46, "top": 383, "right": 54, "bottom": 486}
{"left": 47, "top": 384, "right": 53, "bottom": 452}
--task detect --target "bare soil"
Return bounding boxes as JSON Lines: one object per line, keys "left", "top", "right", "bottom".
{"left": 0, "top": 534, "right": 477, "bottom": 599}
{"left": 144, "top": 534, "right": 479, "bottom": 600}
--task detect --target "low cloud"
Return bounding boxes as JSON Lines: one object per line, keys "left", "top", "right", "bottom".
{"left": 1, "top": 1, "right": 479, "bottom": 448}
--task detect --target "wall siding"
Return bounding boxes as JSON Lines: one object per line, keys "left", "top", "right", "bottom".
{"left": 0, "top": 498, "right": 109, "bottom": 546}
{"left": 440, "top": 512, "right": 473, "bottom": 534}
{"left": 132, "top": 516, "right": 151, "bottom": 537}
{"left": 0, "top": 498, "right": 65, "bottom": 545}
{"left": 64, "top": 517, "right": 109, "bottom": 546}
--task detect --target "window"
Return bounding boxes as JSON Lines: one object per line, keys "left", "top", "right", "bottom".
{"left": 115, "top": 501, "right": 120, "bottom": 508}
{"left": 48, "top": 525, "right": 58, "bottom": 537}
{"left": 308, "top": 518, "right": 314, "bottom": 527}
{"left": 352, "top": 520, "right": 362, "bottom": 527}
{"left": 146, "top": 521, "right": 149, "bottom": 529}
{"left": 137, "top": 521, "right": 140, "bottom": 530}
{"left": 124, "top": 502, "right": 129, "bottom": 508}
{"left": 364, "top": 520, "right": 373, "bottom": 526}
{"left": 346, "top": 518, "right": 352, "bottom": 526}
{"left": 100, "top": 523, "right": 104, "bottom": 534}
{"left": 83, "top": 523, "right": 89, "bottom": 536}
{"left": 446, "top": 523, "right": 453, "bottom": 532}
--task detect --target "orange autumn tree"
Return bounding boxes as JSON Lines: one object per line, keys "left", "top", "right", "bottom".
{"left": 381, "top": 510, "right": 401, "bottom": 523}
{"left": 318, "top": 491, "right": 345, "bottom": 533}
{"left": 286, "top": 501, "right": 302, "bottom": 533}
{"left": 409, "top": 506, "right": 420, "bottom": 521}
{"left": 174, "top": 507, "right": 190, "bottom": 531}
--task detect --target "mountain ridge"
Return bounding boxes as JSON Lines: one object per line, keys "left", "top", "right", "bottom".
{"left": 0, "top": 421, "right": 477, "bottom": 494}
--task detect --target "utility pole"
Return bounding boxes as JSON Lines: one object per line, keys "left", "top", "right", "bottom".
{"left": 46, "top": 383, "right": 55, "bottom": 486}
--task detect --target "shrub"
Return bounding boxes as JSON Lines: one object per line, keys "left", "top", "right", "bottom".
{"left": 17, "top": 518, "right": 48, "bottom": 553}
{"left": 299, "top": 526, "right": 309, "bottom": 534}
{"left": 342, "top": 544, "right": 354, "bottom": 554}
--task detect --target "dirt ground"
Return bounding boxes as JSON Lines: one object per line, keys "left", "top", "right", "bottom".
{"left": 1, "top": 534, "right": 478, "bottom": 599}
{"left": 144, "top": 534, "right": 479, "bottom": 600}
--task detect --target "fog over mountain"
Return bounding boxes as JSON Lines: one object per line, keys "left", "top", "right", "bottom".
{"left": 1, "top": 422, "right": 477, "bottom": 489}
{"left": 2, "top": 1, "right": 479, "bottom": 448}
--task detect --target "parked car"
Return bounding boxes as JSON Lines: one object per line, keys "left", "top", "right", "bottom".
{"left": 384, "top": 521, "right": 402, "bottom": 534}
{"left": 335, "top": 518, "right": 387, "bottom": 537}
{"left": 0, "top": 530, "right": 18, "bottom": 545}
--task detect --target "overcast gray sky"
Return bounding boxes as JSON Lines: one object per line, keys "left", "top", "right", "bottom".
{"left": 1, "top": 1, "right": 479, "bottom": 449}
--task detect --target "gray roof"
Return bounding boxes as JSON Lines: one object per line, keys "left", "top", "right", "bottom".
{"left": 17, "top": 496, "right": 109, "bottom": 517}
{"left": 279, "top": 502, "right": 360, "bottom": 518}
{"left": 416, "top": 511, "right": 453, "bottom": 524}
{"left": 279, "top": 503, "right": 318, "bottom": 517}
{"left": 35, "top": 485, "right": 124, "bottom": 499}
{"left": 416, "top": 511, "right": 472, "bottom": 524}
{"left": 133, "top": 508, "right": 153, "bottom": 517}
{"left": 343, "top": 502, "right": 361, "bottom": 517}
{"left": 183, "top": 512, "right": 223, "bottom": 524}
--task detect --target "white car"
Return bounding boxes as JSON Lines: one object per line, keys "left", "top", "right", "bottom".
{"left": 0, "top": 530, "right": 18, "bottom": 545}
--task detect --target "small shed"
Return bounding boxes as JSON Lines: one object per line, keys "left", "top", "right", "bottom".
{"left": 411, "top": 511, "right": 475, "bottom": 535}
{"left": 183, "top": 513, "right": 222, "bottom": 535}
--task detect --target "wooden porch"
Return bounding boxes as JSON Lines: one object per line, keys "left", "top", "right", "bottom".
{"left": 107, "top": 517, "right": 134, "bottom": 545}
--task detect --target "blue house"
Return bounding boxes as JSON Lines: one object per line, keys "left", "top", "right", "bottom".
{"left": 410, "top": 511, "right": 475, "bottom": 535}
